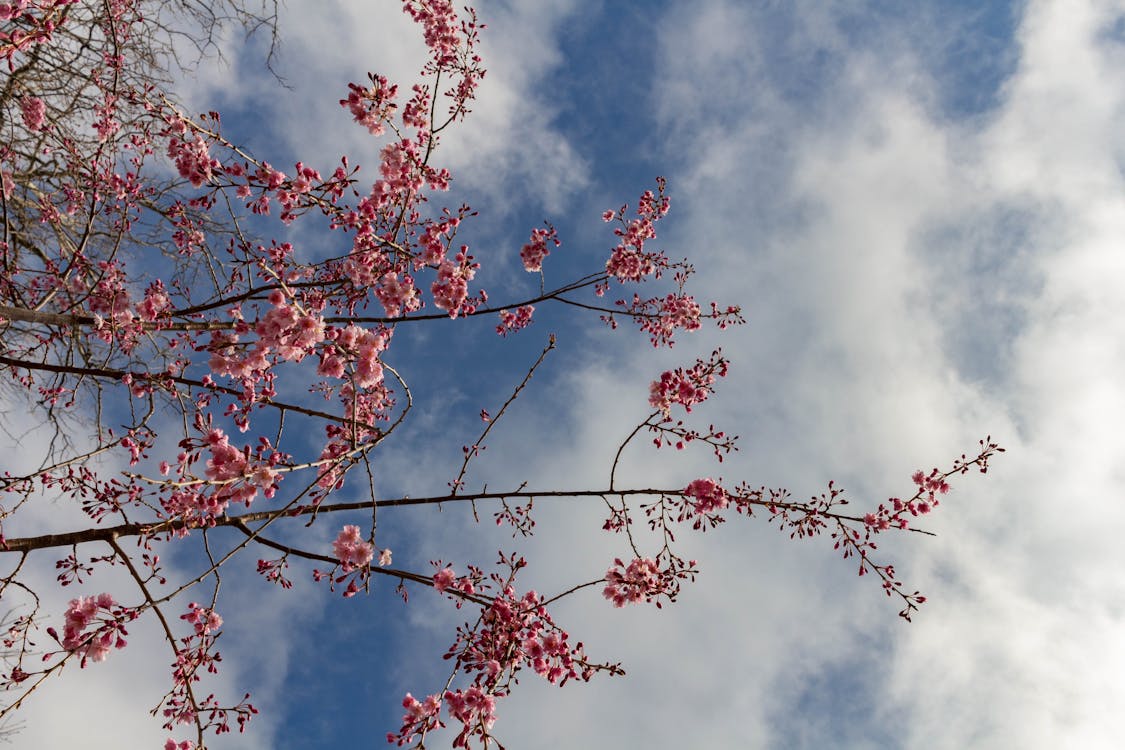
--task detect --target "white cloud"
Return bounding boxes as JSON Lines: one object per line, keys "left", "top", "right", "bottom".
{"left": 177, "top": 0, "right": 589, "bottom": 218}
{"left": 447, "top": 0, "right": 1125, "bottom": 747}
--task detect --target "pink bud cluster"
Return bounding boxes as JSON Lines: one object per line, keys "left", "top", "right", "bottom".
{"left": 255, "top": 557, "right": 293, "bottom": 589}
{"left": 1, "top": 1, "right": 77, "bottom": 65}
{"left": 19, "top": 95, "right": 45, "bottom": 131}
{"left": 160, "top": 602, "right": 256, "bottom": 736}
{"left": 863, "top": 468, "right": 951, "bottom": 531}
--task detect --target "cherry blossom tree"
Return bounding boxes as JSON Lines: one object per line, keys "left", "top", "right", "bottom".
{"left": 0, "top": 1, "right": 1002, "bottom": 748}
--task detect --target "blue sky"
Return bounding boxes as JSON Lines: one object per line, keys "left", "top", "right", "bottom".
{"left": 8, "top": 0, "right": 1125, "bottom": 748}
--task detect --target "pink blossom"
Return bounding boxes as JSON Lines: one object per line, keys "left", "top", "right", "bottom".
{"left": 20, "top": 95, "right": 46, "bottom": 131}
{"left": 376, "top": 272, "right": 421, "bottom": 318}
{"left": 138, "top": 281, "right": 171, "bottom": 322}
{"left": 602, "top": 557, "right": 665, "bottom": 608}
{"left": 252, "top": 465, "right": 280, "bottom": 498}
{"left": 402, "top": 0, "right": 462, "bottom": 66}
{"left": 333, "top": 525, "right": 375, "bottom": 571}
{"left": 204, "top": 428, "right": 248, "bottom": 483}
{"left": 431, "top": 252, "right": 478, "bottom": 317}
{"left": 340, "top": 74, "right": 398, "bottom": 136}
{"left": 317, "top": 352, "right": 345, "bottom": 379}
{"left": 648, "top": 352, "right": 727, "bottom": 416}
{"left": 353, "top": 328, "right": 388, "bottom": 388}
{"left": 445, "top": 686, "right": 496, "bottom": 746}
{"left": 496, "top": 305, "right": 534, "bottom": 336}
{"left": 167, "top": 134, "right": 218, "bottom": 187}
{"left": 181, "top": 602, "right": 222, "bottom": 635}
{"left": 433, "top": 566, "right": 456, "bottom": 592}
{"left": 59, "top": 594, "right": 126, "bottom": 664}
{"left": 519, "top": 225, "right": 559, "bottom": 272}
{"left": 684, "top": 478, "right": 729, "bottom": 514}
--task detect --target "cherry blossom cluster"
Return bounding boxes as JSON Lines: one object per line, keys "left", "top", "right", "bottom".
{"left": 392, "top": 555, "right": 622, "bottom": 747}
{"left": 684, "top": 477, "right": 730, "bottom": 515}
{"left": 402, "top": 0, "right": 463, "bottom": 67}
{"left": 496, "top": 304, "right": 534, "bottom": 336}
{"left": 315, "top": 526, "right": 391, "bottom": 597}
{"left": 429, "top": 249, "right": 484, "bottom": 317}
{"left": 617, "top": 291, "right": 744, "bottom": 348}
{"left": 460, "top": 585, "right": 594, "bottom": 685}
{"left": 444, "top": 686, "right": 497, "bottom": 749}
{"left": 51, "top": 594, "right": 130, "bottom": 665}
{"left": 166, "top": 130, "right": 219, "bottom": 188}
{"left": 340, "top": 73, "right": 398, "bottom": 136}
{"left": 519, "top": 225, "right": 559, "bottom": 272}
{"left": 19, "top": 95, "right": 45, "bottom": 130}
{"left": 432, "top": 564, "right": 479, "bottom": 598}
{"left": 648, "top": 349, "right": 729, "bottom": 416}
{"left": 388, "top": 692, "right": 443, "bottom": 746}
{"left": 416, "top": 215, "right": 462, "bottom": 267}
{"left": 602, "top": 557, "right": 668, "bottom": 608}
{"left": 598, "top": 183, "right": 745, "bottom": 346}
{"left": 333, "top": 525, "right": 375, "bottom": 571}
{"left": 604, "top": 194, "right": 668, "bottom": 282}
{"left": 207, "top": 295, "right": 326, "bottom": 379}
{"left": 860, "top": 468, "right": 956, "bottom": 532}
{"left": 180, "top": 602, "right": 222, "bottom": 636}
{"left": 158, "top": 427, "right": 285, "bottom": 528}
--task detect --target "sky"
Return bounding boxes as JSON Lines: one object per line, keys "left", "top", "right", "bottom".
{"left": 6, "top": 0, "right": 1125, "bottom": 748}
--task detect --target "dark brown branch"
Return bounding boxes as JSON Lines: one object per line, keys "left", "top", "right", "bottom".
{"left": 0, "top": 487, "right": 927, "bottom": 554}
{"left": 0, "top": 354, "right": 364, "bottom": 427}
